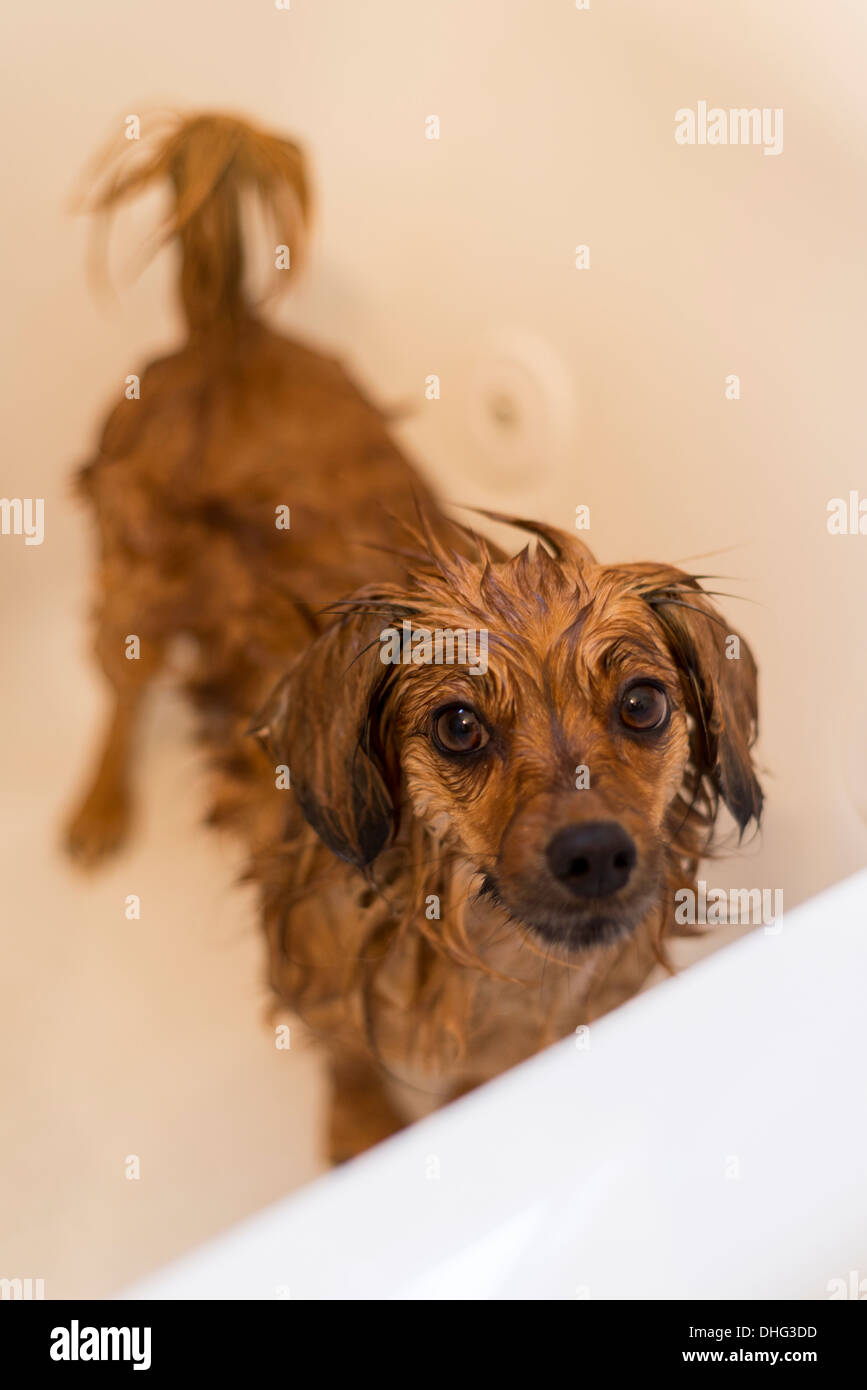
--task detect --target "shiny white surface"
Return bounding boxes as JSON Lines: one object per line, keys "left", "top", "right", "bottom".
{"left": 125, "top": 871, "right": 867, "bottom": 1300}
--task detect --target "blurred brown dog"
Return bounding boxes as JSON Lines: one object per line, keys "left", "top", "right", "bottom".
{"left": 67, "top": 113, "right": 762, "bottom": 1161}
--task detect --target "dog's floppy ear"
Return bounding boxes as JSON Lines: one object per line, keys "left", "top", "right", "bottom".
{"left": 248, "top": 615, "right": 397, "bottom": 869}
{"left": 650, "top": 577, "right": 763, "bottom": 833}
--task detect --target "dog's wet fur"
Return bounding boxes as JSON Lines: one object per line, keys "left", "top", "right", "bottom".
{"left": 67, "top": 113, "right": 762, "bottom": 1160}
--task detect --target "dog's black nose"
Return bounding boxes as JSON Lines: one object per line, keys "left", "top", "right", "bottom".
{"left": 545, "top": 822, "right": 636, "bottom": 898}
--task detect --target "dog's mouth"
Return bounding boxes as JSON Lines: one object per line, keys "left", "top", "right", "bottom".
{"left": 479, "top": 872, "right": 659, "bottom": 952}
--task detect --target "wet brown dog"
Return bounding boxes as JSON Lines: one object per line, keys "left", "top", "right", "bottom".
{"left": 67, "top": 113, "right": 762, "bottom": 1161}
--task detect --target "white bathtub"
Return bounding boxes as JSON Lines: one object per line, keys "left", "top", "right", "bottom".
{"left": 125, "top": 869, "right": 867, "bottom": 1300}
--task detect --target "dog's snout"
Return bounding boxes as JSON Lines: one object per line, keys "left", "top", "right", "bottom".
{"left": 545, "top": 821, "right": 636, "bottom": 898}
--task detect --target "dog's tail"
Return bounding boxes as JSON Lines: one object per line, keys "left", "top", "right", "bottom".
{"left": 83, "top": 111, "right": 310, "bottom": 334}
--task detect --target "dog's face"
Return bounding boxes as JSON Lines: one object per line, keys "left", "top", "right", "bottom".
{"left": 253, "top": 519, "right": 762, "bottom": 954}
{"left": 390, "top": 585, "right": 691, "bottom": 949}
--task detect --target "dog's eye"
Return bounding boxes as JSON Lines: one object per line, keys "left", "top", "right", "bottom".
{"left": 619, "top": 682, "right": 669, "bottom": 731}
{"left": 432, "top": 705, "right": 489, "bottom": 754}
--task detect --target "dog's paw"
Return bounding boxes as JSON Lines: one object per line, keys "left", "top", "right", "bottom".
{"left": 64, "top": 784, "right": 131, "bottom": 868}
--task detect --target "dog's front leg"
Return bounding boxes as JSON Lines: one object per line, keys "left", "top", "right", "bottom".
{"left": 326, "top": 1053, "right": 408, "bottom": 1165}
